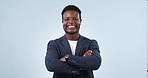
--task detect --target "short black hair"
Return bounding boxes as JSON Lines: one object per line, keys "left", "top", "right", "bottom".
{"left": 61, "top": 5, "right": 81, "bottom": 20}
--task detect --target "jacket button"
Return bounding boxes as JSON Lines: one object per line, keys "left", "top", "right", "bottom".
{"left": 71, "top": 60, "right": 76, "bottom": 63}
{"left": 72, "top": 71, "right": 76, "bottom": 73}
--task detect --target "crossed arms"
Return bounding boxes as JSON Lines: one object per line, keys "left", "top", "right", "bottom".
{"left": 45, "top": 40, "right": 102, "bottom": 75}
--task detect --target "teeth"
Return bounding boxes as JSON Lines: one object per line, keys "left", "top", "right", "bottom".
{"left": 68, "top": 26, "right": 75, "bottom": 28}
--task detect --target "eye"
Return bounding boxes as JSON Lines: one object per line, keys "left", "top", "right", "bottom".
{"left": 73, "top": 18, "right": 78, "bottom": 21}
{"left": 73, "top": 18, "right": 77, "bottom": 20}
{"left": 64, "top": 18, "right": 69, "bottom": 21}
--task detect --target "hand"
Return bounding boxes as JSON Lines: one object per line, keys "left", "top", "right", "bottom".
{"left": 60, "top": 57, "right": 66, "bottom": 62}
{"left": 83, "top": 50, "right": 93, "bottom": 57}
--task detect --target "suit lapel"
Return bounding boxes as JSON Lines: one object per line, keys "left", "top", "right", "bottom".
{"left": 60, "top": 35, "right": 85, "bottom": 55}
{"left": 75, "top": 35, "right": 85, "bottom": 55}
{"left": 61, "top": 35, "right": 72, "bottom": 55}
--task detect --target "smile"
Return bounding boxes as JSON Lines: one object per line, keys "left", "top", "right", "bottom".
{"left": 67, "top": 26, "right": 76, "bottom": 28}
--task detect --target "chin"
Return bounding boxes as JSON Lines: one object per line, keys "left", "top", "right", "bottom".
{"left": 66, "top": 31, "right": 78, "bottom": 35}
{"left": 67, "top": 32, "right": 75, "bottom": 35}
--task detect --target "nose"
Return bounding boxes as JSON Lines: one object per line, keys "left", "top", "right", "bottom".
{"left": 68, "top": 19, "right": 74, "bottom": 25}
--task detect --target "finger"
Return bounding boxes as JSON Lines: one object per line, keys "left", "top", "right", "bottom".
{"left": 90, "top": 50, "right": 92, "bottom": 53}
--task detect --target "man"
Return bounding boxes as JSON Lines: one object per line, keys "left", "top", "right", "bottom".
{"left": 45, "top": 5, "right": 102, "bottom": 78}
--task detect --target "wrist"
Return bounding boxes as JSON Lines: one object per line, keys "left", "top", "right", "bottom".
{"left": 64, "top": 54, "right": 69, "bottom": 62}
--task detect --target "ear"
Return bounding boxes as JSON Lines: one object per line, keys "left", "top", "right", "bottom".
{"left": 80, "top": 19, "right": 82, "bottom": 23}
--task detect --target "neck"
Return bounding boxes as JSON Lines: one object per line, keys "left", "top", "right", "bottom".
{"left": 65, "top": 33, "right": 79, "bottom": 41}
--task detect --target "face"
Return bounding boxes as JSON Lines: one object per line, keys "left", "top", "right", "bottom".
{"left": 62, "top": 10, "right": 81, "bottom": 34}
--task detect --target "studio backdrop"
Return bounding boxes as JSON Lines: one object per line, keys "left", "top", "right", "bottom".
{"left": 0, "top": 0, "right": 147, "bottom": 78}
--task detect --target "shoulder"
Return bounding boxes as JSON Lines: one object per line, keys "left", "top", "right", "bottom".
{"left": 80, "top": 35, "right": 97, "bottom": 42}
{"left": 49, "top": 35, "right": 65, "bottom": 41}
{"left": 47, "top": 36, "right": 64, "bottom": 45}
{"left": 81, "top": 35, "right": 99, "bottom": 47}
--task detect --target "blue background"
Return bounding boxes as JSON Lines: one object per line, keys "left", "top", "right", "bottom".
{"left": 0, "top": 0, "right": 147, "bottom": 78}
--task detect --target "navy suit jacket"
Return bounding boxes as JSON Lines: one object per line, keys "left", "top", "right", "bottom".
{"left": 45, "top": 35, "right": 102, "bottom": 78}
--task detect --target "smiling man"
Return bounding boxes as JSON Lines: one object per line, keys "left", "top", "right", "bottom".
{"left": 45, "top": 5, "right": 102, "bottom": 78}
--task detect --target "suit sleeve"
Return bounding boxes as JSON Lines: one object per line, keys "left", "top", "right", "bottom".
{"left": 67, "top": 40, "right": 102, "bottom": 70}
{"left": 45, "top": 40, "right": 80, "bottom": 75}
